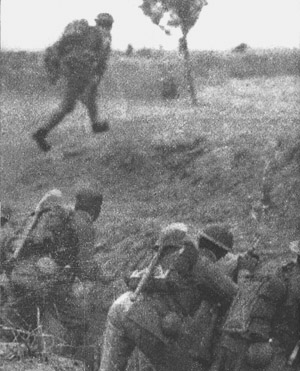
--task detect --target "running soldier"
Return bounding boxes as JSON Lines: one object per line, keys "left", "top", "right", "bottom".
{"left": 32, "top": 13, "right": 114, "bottom": 152}
{"left": 210, "top": 241, "right": 300, "bottom": 371}
{"left": 0, "top": 187, "right": 103, "bottom": 370}
{"left": 99, "top": 223, "right": 238, "bottom": 371}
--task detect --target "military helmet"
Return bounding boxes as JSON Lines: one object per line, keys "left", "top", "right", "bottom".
{"left": 155, "top": 223, "right": 190, "bottom": 248}
{"left": 75, "top": 187, "right": 103, "bottom": 220}
{"left": 198, "top": 224, "right": 233, "bottom": 252}
{"left": 155, "top": 222, "right": 198, "bottom": 273}
{"left": 95, "top": 13, "right": 114, "bottom": 28}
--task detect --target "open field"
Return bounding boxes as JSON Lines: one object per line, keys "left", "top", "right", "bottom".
{"left": 1, "top": 48, "right": 299, "bottom": 98}
{"left": 1, "top": 49, "right": 300, "bottom": 369}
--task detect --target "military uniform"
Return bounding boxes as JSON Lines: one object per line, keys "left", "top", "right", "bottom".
{"left": 0, "top": 188, "right": 103, "bottom": 370}
{"left": 1, "top": 204, "right": 12, "bottom": 227}
{"left": 32, "top": 13, "right": 114, "bottom": 152}
{"left": 195, "top": 224, "right": 260, "bottom": 367}
{"left": 211, "top": 243, "right": 300, "bottom": 371}
{"left": 99, "top": 223, "right": 238, "bottom": 371}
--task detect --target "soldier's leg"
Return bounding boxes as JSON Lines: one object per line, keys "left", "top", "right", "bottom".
{"left": 126, "top": 323, "right": 199, "bottom": 371}
{"left": 100, "top": 292, "right": 198, "bottom": 371}
{"left": 100, "top": 320, "right": 135, "bottom": 371}
{"left": 32, "top": 79, "right": 84, "bottom": 152}
{"left": 51, "top": 288, "right": 94, "bottom": 366}
{"left": 82, "top": 79, "right": 109, "bottom": 133}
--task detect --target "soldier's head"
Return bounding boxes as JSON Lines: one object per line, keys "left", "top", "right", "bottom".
{"left": 74, "top": 187, "right": 103, "bottom": 222}
{"left": 1, "top": 204, "right": 12, "bottom": 227}
{"left": 95, "top": 13, "right": 114, "bottom": 30}
{"left": 198, "top": 224, "right": 233, "bottom": 261}
{"left": 154, "top": 223, "right": 198, "bottom": 275}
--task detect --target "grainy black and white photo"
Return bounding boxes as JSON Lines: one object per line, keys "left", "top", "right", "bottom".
{"left": 1, "top": 1, "right": 300, "bottom": 370}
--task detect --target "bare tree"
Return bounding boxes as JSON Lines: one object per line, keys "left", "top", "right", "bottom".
{"left": 139, "top": 0, "right": 208, "bottom": 105}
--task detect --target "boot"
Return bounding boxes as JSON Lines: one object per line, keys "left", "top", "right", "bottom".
{"left": 92, "top": 120, "right": 110, "bottom": 134}
{"left": 32, "top": 129, "right": 51, "bottom": 152}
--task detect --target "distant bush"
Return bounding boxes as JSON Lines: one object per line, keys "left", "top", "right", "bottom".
{"left": 136, "top": 48, "right": 153, "bottom": 59}
{"left": 125, "top": 44, "right": 134, "bottom": 57}
{"left": 135, "top": 47, "right": 164, "bottom": 59}
{"left": 232, "top": 43, "right": 249, "bottom": 53}
{"left": 190, "top": 49, "right": 300, "bottom": 80}
{"left": 161, "top": 75, "right": 179, "bottom": 100}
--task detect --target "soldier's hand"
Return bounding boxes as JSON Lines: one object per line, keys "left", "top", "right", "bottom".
{"left": 238, "top": 251, "right": 259, "bottom": 273}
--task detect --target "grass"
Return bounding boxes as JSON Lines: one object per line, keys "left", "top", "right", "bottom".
{"left": 1, "top": 48, "right": 299, "bottom": 99}
{"left": 2, "top": 73, "right": 300, "bottom": 263}
{"left": 2, "top": 74, "right": 300, "bottom": 273}
{"left": 1, "top": 50, "right": 300, "bottom": 370}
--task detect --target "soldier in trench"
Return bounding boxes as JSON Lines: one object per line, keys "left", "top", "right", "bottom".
{"left": 99, "top": 223, "right": 239, "bottom": 371}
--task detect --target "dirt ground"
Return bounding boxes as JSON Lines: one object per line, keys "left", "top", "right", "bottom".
{"left": 1, "top": 74, "right": 300, "bottom": 369}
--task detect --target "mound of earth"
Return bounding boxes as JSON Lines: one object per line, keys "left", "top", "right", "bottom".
{"left": 1, "top": 76, "right": 299, "bottom": 370}
{"left": 0, "top": 343, "right": 84, "bottom": 371}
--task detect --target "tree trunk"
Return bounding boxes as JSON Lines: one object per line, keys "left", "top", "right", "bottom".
{"left": 180, "top": 34, "right": 198, "bottom": 106}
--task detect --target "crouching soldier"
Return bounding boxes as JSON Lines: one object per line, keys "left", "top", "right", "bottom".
{"left": 0, "top": 187, "right": 103, "bottom": 370}
{"left": 99, "top": 223, "right": 238, "bottom": 371}
{"left": 198, "top": 224, "right": 259, "bottom": 283}
{"left": 210, "top": 241, "right": 300, "bottom": 371}
{"left": 191, "top": 224, "right": 260, "bottom": 365}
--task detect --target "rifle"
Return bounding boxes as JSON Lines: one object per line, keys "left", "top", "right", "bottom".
{"left": 130, "top": 243, "right": 165, "bottom": 302}
{"left": 9, "top": 189, "right": 62, "bottom": 264}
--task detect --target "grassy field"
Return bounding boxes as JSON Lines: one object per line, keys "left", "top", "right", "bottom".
{"left": 1, "top": 48, "right": 300, "bottom": 370}
{"left": 1, "top": 48, "right": 299, "bottom": 98}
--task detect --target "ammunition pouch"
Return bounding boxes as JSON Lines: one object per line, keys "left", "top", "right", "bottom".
{"left": 247, "top": 275, "right": 286, "bottom": 341}
{"left": 223, "top": 279, "right": 263, "bottom": 335}
{"left": 245, "top": 341, "right": 274, "bottom": 368}
{"left": 223, "top": 275, "right": 286, "bottom": 341}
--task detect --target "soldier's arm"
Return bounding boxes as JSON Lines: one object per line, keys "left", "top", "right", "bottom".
{"left": 193, "top": 256, "right": 238, "bottom": 304}
{"left": 92, "top": 28, "right": 111, "bottom": 76}
{"left": 71, "top": 211, "right": 98, "bottom": 281}
{"left": 216, "top": 253, "right": 240, "bottom": 280}
{"left": 217, "top": 251, "right": 259, "bottom": 284}
{"left": 44, "top": 44, "right": 61, "bottom": 84}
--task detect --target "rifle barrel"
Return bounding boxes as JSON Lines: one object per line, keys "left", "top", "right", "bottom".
{"left": 130, "top": 244, "right": 164, "bottom": 302}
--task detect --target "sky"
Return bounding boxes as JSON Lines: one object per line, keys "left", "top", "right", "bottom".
{"left": 1, "top": 0, "right": 300, "bottom": 51}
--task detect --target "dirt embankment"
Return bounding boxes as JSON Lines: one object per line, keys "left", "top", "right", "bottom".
{"left": 1, "top": 75, "right": 300, "bottom": 370}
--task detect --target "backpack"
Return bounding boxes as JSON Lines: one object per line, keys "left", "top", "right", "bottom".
{"left": 15, "top": 205, "right": 79, "bottom": 269}
{"left": 44, "top": 19, "right": 110, "bottom": 82}
{"left": 62, "top": 19, "right": 89, "bottom": 37}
